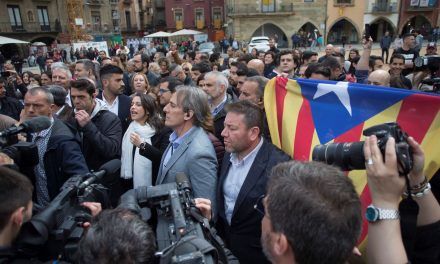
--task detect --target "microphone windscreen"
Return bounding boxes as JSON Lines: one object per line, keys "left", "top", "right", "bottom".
{"left": 22, "top": 116, "right": 51, "bottom": 133}
{"left": 99, "top": 159, "right": 121, "bottom": 175}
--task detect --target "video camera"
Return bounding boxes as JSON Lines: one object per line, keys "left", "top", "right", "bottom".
{"left": 15, "top": 159, "right": 120, "bottom": 262}
{"left": 0, "top": 116, "right": 52, "bottom": 168}
{"left": 120, "top": 173, "right": 228, "bottom": 264}
{"left": 312, "top": 122, "right": 413, "bottom": 175}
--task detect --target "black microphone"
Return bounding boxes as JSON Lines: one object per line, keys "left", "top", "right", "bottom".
{"left": 78, "top": 159, "right": 121, "bottom": 189}
{"left": 176, "top": 172, "right": 192, "bottom": 197}
{"left": 0, "top": 116, "right": 51, "bottom": 137}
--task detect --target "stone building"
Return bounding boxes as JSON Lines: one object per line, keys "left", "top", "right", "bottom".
{"left": 226, "top": 0, "right": 327, "bottom": 48}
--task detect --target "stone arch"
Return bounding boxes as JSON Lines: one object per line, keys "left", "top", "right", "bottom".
{"left": 250, "top": 22, "right": 289, "bottom": 48}
{"left": 400, "top": 15, "right": 433, "bottom": 37}
{"left": 370, "top": 17, "right": 397, "bottom": 41}
{"left": 327, "top": 17, "right": 360, "bottom": 44}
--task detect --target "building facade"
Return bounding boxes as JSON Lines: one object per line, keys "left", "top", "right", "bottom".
{"left": 398, "top": 0, "right": 439, "bottom": 39}
{"left": 226, "top": 0, "right": 327, "bottom": 48}
{"left": 0, "top": 0, "right": 67, "bottom": 56}
{"left": 164, "top": 0, "right": 225, "bottom": 41}
{"left": 326, "top": 0, "right": 365, "bottom": 44}
{"left": 364, "top": 0, "right": 400, "bottom": 40}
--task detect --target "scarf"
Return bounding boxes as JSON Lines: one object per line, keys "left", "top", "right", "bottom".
{"left": 121, "top": 121, "right": 156, "bottom": 188}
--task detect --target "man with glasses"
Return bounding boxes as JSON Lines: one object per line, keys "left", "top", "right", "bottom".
{"left": 157, "top": 76, "right": 183, "bottom": 108}
{"left": 216, "top": 100, "right": 290, "bottom": 264}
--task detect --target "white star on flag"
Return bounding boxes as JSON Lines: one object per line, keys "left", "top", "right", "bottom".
{"left": 313, "top": 82, "right": 352, "bottom": 116}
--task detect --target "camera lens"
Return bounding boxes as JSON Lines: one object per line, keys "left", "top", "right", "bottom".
{"left": 312, "top": 142, "right": 366, "bottom": 171}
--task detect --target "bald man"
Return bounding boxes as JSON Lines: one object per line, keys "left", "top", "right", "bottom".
{"left": 367, "top": 70, "right": 390, "bottom": 87}
{"left": 247, "top": 59, "right": 265, "bottom": 76}
{"left": 318, "top": 44, "right": 334, "bottom": 63}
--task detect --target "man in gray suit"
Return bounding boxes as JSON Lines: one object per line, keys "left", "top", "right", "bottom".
{"left": 156, "top": 86, "right": 218, "bottom": 250}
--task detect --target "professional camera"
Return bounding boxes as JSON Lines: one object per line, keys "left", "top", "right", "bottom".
{"left": 415, "top": 55, "right": 440, "bottom": 72}
{"left": 0, "top": 116, "right": 51, "bottom": 167}
{"left": 312, "top": 122, "right": 413, "bottom": 175}
{"left": 120, "top": 173, "right": 228, "bottom": 264}
{"left": 15, "top": 159, "right": 120, "bottom": 262}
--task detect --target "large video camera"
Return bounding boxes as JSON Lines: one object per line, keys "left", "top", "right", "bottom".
{"left": 15, "top": 159, "right": 120, "bottom": 262}
{"left": 312, "top": 122, "right": 413, "bottom": 175}
{"left": 120, "top": 173, "right": 227, "bottom": 264}
{"left": 0, "top": 116, "right": 52, "bottom": 167}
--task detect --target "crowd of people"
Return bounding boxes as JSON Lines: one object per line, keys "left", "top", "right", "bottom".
{"left": 0, "top": 30, "right": 439, "bottom": 264}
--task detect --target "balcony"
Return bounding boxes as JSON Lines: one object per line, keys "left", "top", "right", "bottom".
{"left": 406, "top": 3, "right": 436, "bottom": 12}
{"left": 228, "top": 4, "right": 294, "bottom": 17}
{"left": 85, "top": 0, "right": 104, "bottom": 5}
{"left": 367, "top": 2, "right": 398, "bottom": 13}
{"left": 0, "top": 22, "right": 58, "bottom": 34}
{"left": 155, "top": 0, "right": 165, "bottom": 8}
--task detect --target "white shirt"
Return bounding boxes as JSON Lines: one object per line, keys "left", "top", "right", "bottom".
{"left": 102, "top": 95, "right": 119, "bottom": 116}
{"left": 223, "top": 138, "right": 264, "bottom": 224}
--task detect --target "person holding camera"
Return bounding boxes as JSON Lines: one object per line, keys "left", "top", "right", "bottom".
{"left": 364, "top": 135, "right": 440, "bottom": 263}
{"left": 0, "top": 78, "right": 23, "bottom": 121}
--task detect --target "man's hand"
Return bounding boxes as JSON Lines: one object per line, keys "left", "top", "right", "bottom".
{"left": 130, "top": 132, "right": 142, "bottom": 148}
{"left": 75, "top": 110, "right": 91, "bottom": 127}
{"left": 363, "top": 135, "right": 405, "bottom": 209}
{"left": 195, "top": 198, "right": 212, "bottom": 221}
{"left": 362, "top": 37, "right": 373, "bottom": 50}
{"left": 82, "top": 202, "right": 102, "bottom": 217}
{"left": 0, "top": 153, "right": 14, "bottom": 165}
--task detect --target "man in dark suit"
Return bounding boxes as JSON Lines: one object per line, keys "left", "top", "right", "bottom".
{"left": 216, "top": 100, "right": 290, "bottom": 264}
{"left": 97, "top": 64, "right": 131, "bottom": 133}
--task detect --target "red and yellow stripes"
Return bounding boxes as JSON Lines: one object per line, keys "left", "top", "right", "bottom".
{"left": 264, "top": 77, "right": 440, "bottom": 247}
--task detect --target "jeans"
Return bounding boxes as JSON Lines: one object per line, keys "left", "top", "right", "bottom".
{"left": 381, "top": 48, "right": 389, "bottom": 64}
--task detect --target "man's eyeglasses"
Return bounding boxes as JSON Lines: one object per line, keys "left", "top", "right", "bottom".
{"left": 159, "top": 89, "right": 170, "bottom": 94}
{"left": 254, "top": 194, "right": 265, "bottom": 216}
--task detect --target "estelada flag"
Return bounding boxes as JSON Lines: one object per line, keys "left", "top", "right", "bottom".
{"left": 264, "top": 77, "right": 440, "bottom": 248}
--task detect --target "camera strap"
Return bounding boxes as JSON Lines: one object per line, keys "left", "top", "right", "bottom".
{"left": 399, "top": 174, "right": 419, "bottom": 262}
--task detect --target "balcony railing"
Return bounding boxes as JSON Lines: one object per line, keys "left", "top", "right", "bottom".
{"left": 155, "top": 0, "right": 164, "bottom": 8}
{"left": 0, "top": 22, "right": 58, "bottom": 33}
{"left": 367, "top": 2, "right": 397, "bottom": 13}
{"left": 228, "top": 4, "right": 294, "bottom": 15}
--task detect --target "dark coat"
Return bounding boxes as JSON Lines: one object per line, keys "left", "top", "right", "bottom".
{"left": 139, "top": 126, "right": 172, "bottom": 183}
{"left": 216, "top": 139, "right": 291, "bottom": 264}
{"left": 74, "top": 108, "right": 122, "bottom": 171}
{"left": 213, "top": 93, "right": 236, "bottom": 143}
{"left": 0, "top": 97, "right": 23, "bottom": 120}
{"left": 97, "top": 92, "right": 131, "bottom": 133}
{"left": 27, "top": 119, "right": 89, "bottom": 200}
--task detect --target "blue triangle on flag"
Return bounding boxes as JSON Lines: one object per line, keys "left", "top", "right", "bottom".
{"left": 297, "top": 79, "right": 411, "bottom": 143}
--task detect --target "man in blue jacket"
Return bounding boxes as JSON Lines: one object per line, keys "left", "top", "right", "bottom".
{"left": 22, "top": 87, "right": 89, "bottom": 207}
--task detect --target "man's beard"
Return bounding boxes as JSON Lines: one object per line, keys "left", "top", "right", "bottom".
{"left": 261, "top": 231, "right": 275, "bottom": 263}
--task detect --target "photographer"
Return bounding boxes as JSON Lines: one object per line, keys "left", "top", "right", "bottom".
{"left": 0, "top": 167, "right": 33, "bottom": 262}
{"left": 365, "top": 136, "right": 440, "bottom": 263}
{"left": 0, "top": 78, "right": 23, "bottom": 121}
{"left": 77, "top": 208, "right": 157, "bottom": 264}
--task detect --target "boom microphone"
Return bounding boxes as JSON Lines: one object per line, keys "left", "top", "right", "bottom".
{"left": 0, "top": 116, "right": 51, "bottom": 137}
{"left": 78, "top": 159, "right": 121, "bottom": 189}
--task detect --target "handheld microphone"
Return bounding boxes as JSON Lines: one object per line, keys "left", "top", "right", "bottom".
{"left": 0, "top": 116, "right": 51, "bottom": 137}
{"left": 78, "top": 159, "right": 121, "bottom": 189}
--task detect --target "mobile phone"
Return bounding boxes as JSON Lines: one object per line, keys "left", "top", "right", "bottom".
{"left": 364, "top": 24, "right": 371, "bottom": 40}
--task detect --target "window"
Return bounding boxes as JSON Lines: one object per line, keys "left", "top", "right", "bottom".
{"left": 174, "top": 8, "right": 183, "bottom": 29}
{"left": 212, "top": 7, "right": 222, "bottom": 29}
{"left": 125, "top": 11, "right": 131, "bottom": 29}
{"left": 7, "top": 5, "right": 23, "bottom": 31}
{"left": 262, "top": 0, "right": 275, "bottom": 12}
{"left": 37, "top": 6, "right": 50, "bottom": 31}
{"left": 92, "top": 11, "right": 101, "bottom": 31}
{"left": 195, "top": 8, "right": 204, "bottom": 28}
{"left": 335, "top": 0, "right": 353, "bottom": 4}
